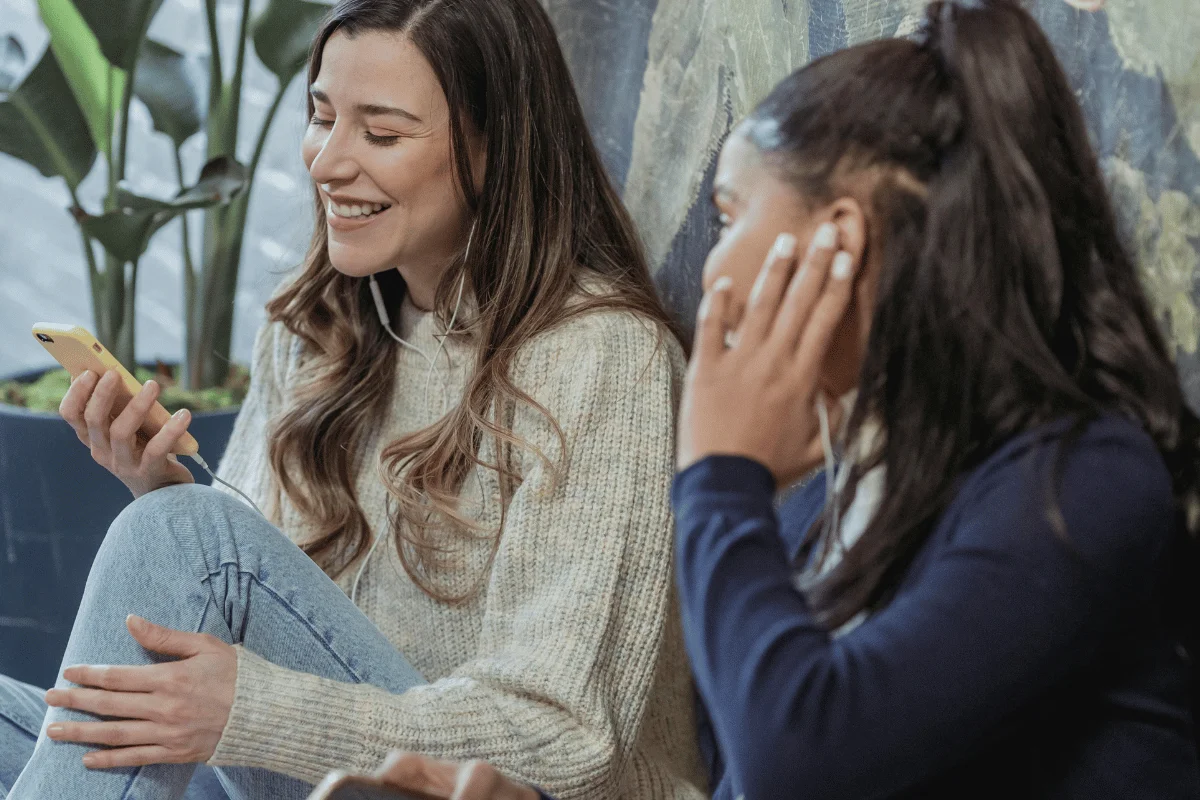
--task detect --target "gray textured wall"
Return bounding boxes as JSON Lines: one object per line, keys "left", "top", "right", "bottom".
{"left": 2, "top": 0, "right": 1197, "bottom": 411}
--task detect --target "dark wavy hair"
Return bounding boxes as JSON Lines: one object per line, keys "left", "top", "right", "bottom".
{"left": 740, "top": 0, "right": 1200, "bottom": 630}
{"left": 266, "top": 0, "right": 680, "bottom": 602}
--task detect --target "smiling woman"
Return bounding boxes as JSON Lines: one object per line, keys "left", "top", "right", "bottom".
{"left": 0, "top": 1, "right": 707, "bottom": 799}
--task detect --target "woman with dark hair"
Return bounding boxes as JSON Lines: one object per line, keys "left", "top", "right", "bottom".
{"left": 673, "top": 0, "right": 1200, "bottom": 797}
{"left": 361, "top": 1, "right": 1200, "bottom": 798}
{"left": 0, "top": 0, "right": 707, "bottom": 798}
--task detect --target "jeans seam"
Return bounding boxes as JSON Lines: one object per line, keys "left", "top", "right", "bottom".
{"left": 201, "top": 565, "right": 370, "bottom": 685}
{"left": 0, "top": 710, "right": 38, "bottom": 741}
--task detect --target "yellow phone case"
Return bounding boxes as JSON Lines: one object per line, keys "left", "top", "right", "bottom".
{"left": 31, "top": 323, "right": 200, "bottom": 457}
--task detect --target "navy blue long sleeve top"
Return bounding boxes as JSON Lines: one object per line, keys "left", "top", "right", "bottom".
{"left": 672, "top": 415, "right": 1199, "bottom": 799}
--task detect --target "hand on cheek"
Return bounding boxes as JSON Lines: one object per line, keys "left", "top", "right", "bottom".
{"left": 678, "top": 222, "right": 859, "bottom": 485}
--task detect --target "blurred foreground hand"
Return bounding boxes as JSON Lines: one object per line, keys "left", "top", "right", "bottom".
{"left": 376, "top": 752, "right": 541, "bottom": 800}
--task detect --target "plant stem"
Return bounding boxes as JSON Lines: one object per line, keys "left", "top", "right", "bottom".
{"left": 175, "top": 147, "right": 198, "bottom": 387}
{"left": 115, "top": 258, "right": 139, "bottom": 369}
{"left": 105, "top": 64, "right": 115, "bottom": 209}
{"left": 204, "top": 0, "right": 224, "bottom": 102}
{"left": 113, "top": 47, "right": 141, "bottom": 189}
{"left": 226, "top": 0, "right": 252, "bottom": 143}
{"left": 247, "top": 84, "right": 287, "bottom": 192}
{"left": 69, "top": 185, "right": 103, "bottom": 332}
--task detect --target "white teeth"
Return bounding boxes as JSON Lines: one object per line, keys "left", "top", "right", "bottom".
{"left": 327, "top": 201, "right": 390, "bottom": 219}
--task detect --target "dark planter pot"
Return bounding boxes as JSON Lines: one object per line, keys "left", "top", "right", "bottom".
{"left": 0, "top": 367, "right": 238, "bottom": 688}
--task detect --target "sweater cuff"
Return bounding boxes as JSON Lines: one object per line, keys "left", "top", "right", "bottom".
{"left": 209, "top": 646, "right": 371, "bottom": 782}
{"left": 671, "top": 455, "right": 776, "bottom": 513}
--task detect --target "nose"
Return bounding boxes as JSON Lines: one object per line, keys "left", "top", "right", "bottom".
{"left": 305, "top": 123, "right": 358, "bottom": 187}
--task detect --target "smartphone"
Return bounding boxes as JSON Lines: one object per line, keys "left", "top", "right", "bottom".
{"left": 308, "top": 772, "right": 443, "bottom": 800}
{"left": 31, "top": 323, "right": 200, "bottom": 457}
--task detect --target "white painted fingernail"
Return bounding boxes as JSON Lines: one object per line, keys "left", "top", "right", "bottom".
{"left": 832, "top": 251, "right": 854, "bottom": 280}
{"left": 813, "top": 223, "right": 837, "bottom": 251}
{"left": 773, "top": 233, "right": 797, "bottom": 258}
{"left": 712, "top": 276, "right": 733, "bottom": 292}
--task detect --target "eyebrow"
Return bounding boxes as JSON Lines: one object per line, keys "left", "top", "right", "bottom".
{"left": 309, "top": 87, "right": 423, "bottom": 124}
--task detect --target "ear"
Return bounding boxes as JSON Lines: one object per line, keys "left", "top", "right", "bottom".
{"left": 828, "top": 197, "right": 867, "bottom": 271}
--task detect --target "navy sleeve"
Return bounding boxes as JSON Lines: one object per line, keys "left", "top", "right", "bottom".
{"left": 672, "top": 424, "right": 1175, "bottom": 800}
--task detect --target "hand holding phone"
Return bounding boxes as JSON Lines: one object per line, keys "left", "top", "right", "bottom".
{"left": 33, "top": 323, "right": 199, "bottom": 498}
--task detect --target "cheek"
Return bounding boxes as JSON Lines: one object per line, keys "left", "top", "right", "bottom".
{"left": 700, "top": 228, "right": 767, "bottom": 306}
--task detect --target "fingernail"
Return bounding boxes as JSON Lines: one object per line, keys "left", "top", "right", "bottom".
{"left": 172, "top": 409, "right": 188, "bottom": 421}
{"left": 832, "top": 251, "right": 855, "bottom": 280}
{"left": 144, "top": 379, "right": 157, "bottom": 392}
{"left": 47, "top": 723, "right": 63, "bottom": 737}
{"left": 697, "top": 292, "right": 712, "bottom": 319}
{"left": 82, "top": 754, "right": 97, "bottom": 768}
{"left": 812, "top": 223, "right": 837, "bottom": 251}
{"left": 773, "top": 233, "right": 798, "bottom": 259}
{"left": 712, "top": 276, "right": 733, "bottom": 292}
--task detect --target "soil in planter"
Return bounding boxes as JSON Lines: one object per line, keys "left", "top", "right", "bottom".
{"left": 0, "top": 362, "right": 250, "bottom": 414}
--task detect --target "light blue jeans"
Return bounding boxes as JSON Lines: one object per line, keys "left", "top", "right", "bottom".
{"left": 0, "top": 483, "right": 424, "bottom": 799}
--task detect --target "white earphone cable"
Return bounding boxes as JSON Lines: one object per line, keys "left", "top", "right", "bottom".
{"left": 352, "top": 218, "right": 476, "bottom": 605}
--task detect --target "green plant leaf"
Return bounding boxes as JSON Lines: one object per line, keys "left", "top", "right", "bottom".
{"left": 72, "top": 206, "right": 158, "bottom": 263}
{"left": 0, "top": 46, "right": 97, "bottom": 189}
{"left": 35, "top": 0, "right": 125, "bottom": 156}
{"left": 79, "top": 156, "right": 248, "bottom": 262}
{"left": 70, "top": 0, "right": 164, "bottom": 73}
{"left": 0, "top": 36, "right": 25, "bottom": 93}
{"left": 135, "top": 39, "right": 202, "bottom": 147}
{"left": 250, "top": 0, "right": 328, "bottom": 84}
{"left": 116, "top": 155, "right": 248, "bottom": 212}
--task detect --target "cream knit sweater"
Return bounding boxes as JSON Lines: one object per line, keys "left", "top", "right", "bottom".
{"left": 208, "top": 294, "right": 708, "bottom": 799}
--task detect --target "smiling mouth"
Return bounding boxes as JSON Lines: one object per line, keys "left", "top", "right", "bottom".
{"left": 327, "top": 199, "right": 393, "bottom": 220}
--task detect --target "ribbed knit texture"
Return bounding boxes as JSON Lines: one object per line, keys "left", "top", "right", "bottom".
{"left": 209, "top": 294, "right": 708, "bottom": 799}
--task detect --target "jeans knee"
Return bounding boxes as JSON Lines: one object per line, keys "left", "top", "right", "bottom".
{"left": 106, "top": 484, "right": 250, "bottom": 563}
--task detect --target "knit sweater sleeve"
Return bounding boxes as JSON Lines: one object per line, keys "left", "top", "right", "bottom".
{"left": 209, "top": 311, "right": 686, "bottom": 797}
{"left": 212, "top": 320, "right": 288, "bottom": 513}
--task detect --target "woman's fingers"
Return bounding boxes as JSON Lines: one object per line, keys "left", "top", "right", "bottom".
{"left": 82, "top": 371, "right": 122, "bottom": 462}
{"left": 60, "top": 370, "right": 99, "bottom": 446}
{"left": 44, "top": 686, "right": 162, "bottom": 721}
{"left": 62, "top": 662, "right": 169, "bottom": 693}
{"left": 693, "top": 276, "right": 734, "bottom": 362}
{"left": 772, "top": 223, "right": 840, "bottom": 350}
{"left": 81, "top": 745, "right": 179, "bottom": 769}
{"left": 739, "top": 233, "right": 799, "bottom": 345}
{"left": 46, "top": 719, "right": 165, "bottom": 748}
{"left": 110, "top": 380, "right": 160, "bottom": 467}
{"left": 794, "top": 251, "right": 859, "bottom": 375}
{"left": 140, "top": 408, "right": 192, "bottom": 466}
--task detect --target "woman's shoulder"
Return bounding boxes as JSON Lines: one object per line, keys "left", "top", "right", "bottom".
{"left": 513, "top": 301, "right": 687, "bottom": 389}
{"left": 956, "top": 414, "right": 1176, "bottom": 562}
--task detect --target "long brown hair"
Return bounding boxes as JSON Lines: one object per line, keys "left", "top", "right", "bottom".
{"left": 265, "top": 0, "right": 680, "bottom": 601}
{"left": 742, "top": 0, "right": 1200, "bottom": 629}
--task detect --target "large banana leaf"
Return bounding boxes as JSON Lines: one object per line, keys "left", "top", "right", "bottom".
{"left": 135, "top": 40, "right": 202, "bottom": 148}
{"left": 69, "top": 0, "right": 163, "bottom": 73}
{"left": 0, "top": 42, "right": 97, "bottom": 190}
{"left": 251, "top": 0, "right": 329, "bottom": 84}
{"left": 35, "top": 0, "right": 124, "bottom": 156}
{"left": 75, "top": 156, "right": 247, "bottom": 262}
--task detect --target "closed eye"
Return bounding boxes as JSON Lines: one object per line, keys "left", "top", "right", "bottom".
{"left": 364, "top": 132, "right": 402, "bottom": 146}
{"left": 309, "top": 114, "right": 333, "bottom": 127}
